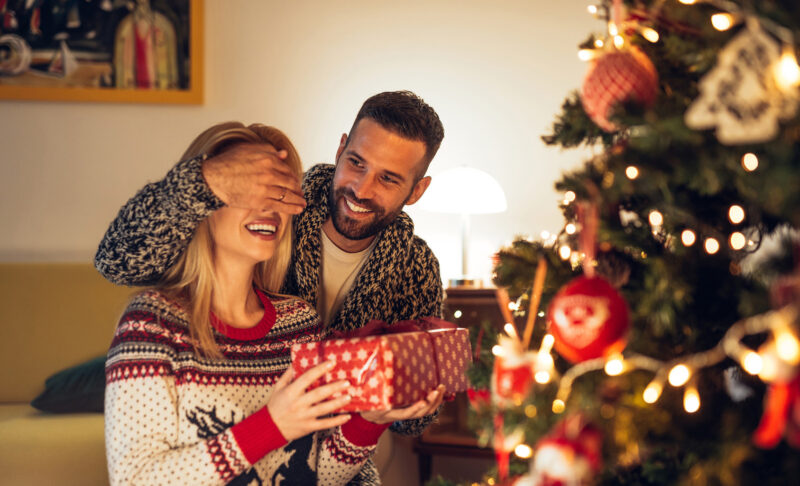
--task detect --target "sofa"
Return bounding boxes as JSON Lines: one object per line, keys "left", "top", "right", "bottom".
{"left": 0, "top": 263, "right": 132, "bottom": 486}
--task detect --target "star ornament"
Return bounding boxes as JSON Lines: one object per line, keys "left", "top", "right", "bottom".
{"left": 685, "top": 18, "right": 798, "bottom": 145}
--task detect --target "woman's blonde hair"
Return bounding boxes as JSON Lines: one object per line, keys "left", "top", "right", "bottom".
{"left": 156, "top": 122, "right": 303, "bottom": 359}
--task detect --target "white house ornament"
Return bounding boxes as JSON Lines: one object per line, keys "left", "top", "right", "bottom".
{"left": 684, "top": 19, "right": 798, "bottom": 145}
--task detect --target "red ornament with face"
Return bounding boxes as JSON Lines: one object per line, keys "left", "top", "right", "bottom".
{"left": 546, "top": 275, "right": 630, "bottom": 363}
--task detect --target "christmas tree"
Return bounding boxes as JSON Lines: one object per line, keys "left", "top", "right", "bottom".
{"left": 433, "top": 1, "right": 800, "bottom": 485}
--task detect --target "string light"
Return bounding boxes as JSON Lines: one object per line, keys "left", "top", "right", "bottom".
{"left": 625, "top": 166, "right": 639, "bottom": 179}
{"left": 678, "top": 0, "right": 697, "bottom": 4}
{"left": 775, "top": 327, "right": 800, "bottom": 364}
{"left": 541, "top": 230, "right": 551, "bottom": 240}
{"left": 614, "top": 35, "right": 625, "bottom": 48}
{"left": 643, "top": 380, "right": 663, "bottom": 404}
{"left": 668, "top": 364, "right": 692, "bottom": 386}
{"left": 594, "top": 39, "right": 604, "bottom": 48}
{"left": 704, "top": 238, "right": 720, "bottom": 255}
{"left": 491, "top": 345, "right": 507, "bottom": 357}
{"left": 681, "top": 229, "right": 697, "bottom": 246}
{"left": 604, "top": 355, "right": 625, "bottom": 376}
{"left": 730, "top": 232, "right": 746, "bottom": 250}
{"left": 711, "top": 13, "right": 735, "bottom": 31}
{"left": 454, "top": 310, "right": 463, "bottom": 319}
{"left": 514, "top": 444, "right": 533, "bottom": 459}
{"left": 683, "top": 385, "right": 701, "bottom": 413}
{"left": 552, "top": 399, "right": 566, "bottom": 414}
{"left": 565, "top": 223, "right": 577, "bottom": 235}
{"left": 741, "top": 351, "right": 763, "bottom": 375}
{"left": 741, "top": 153, "right": 759, "bottom": 171}
{"left": 564, "top": 191, "right": 576, "bottom": 203}
{"left": 578, "top": 49, "right": 596, "bottom": 61}
{"left": 774, "top": 44, "right": 800, "bottom": 91}
{"left": 649, "top": 210, "right": 664, "bottom": 227}
{"left": 728, "top": 205, "right": 745, "bottom": 224}
{"left": 608, "top": 22, "right": 619, "bottom": 37}
{"left": 559, "top": 245, "right": 572, "bottom": 260}
{"left": 587, "top": 4, "right": 599, "bottom": 15}
{"left": 641, "top": 27, "right": 660, "bottom": 43}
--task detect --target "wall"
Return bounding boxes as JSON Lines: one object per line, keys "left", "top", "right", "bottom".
{"left": 0, "top": 0, "right": 597, "bottom": 283}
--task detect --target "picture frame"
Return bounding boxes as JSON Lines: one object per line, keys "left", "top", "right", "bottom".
{"left": 0, "top": 0, "right": 203, "bottom": 104}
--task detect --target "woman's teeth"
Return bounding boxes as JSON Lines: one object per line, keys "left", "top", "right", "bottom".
{"left": 346, "top": 199, "right": 371, "bottom": 213}
{"left": 246, "top": 223, "right": 276, "bottom": 235}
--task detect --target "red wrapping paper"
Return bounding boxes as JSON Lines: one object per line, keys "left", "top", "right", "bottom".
{"left": 290, "top": 321, "right": 471, "bottom": 412}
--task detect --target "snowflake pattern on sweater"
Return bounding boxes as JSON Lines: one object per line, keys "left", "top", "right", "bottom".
{"left": 105, "top": 290, "right": 386, "bottom": 486}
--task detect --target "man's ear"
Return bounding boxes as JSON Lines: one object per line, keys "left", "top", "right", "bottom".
{"left": 405, "top": 176, "right": 432, "bottom": 206}
{"left": 335, "top": 133, "right": 348, "bottom": 163}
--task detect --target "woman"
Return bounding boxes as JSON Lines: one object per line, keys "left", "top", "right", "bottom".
{"left": 104, "top": 122, "right": 390, "bottom": 485}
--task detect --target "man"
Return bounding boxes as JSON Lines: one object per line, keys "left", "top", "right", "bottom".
{"left": 95, "top": 91, "right": 446, "bottom": 485}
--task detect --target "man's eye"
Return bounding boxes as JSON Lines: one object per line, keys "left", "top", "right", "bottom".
{"left": 349, "top": 158, "right": 363, "bottom": 167}
{"left": 382, "top": 176, "right": 398, "bottom": 184}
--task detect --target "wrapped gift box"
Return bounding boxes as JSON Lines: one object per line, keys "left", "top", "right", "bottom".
{"left": 291, "top": 327, "right": 471, "bottom": 412}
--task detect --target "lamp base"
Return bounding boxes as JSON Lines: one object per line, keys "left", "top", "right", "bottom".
{"left": 448, "top": 277, "right": 484, "bottom": 288}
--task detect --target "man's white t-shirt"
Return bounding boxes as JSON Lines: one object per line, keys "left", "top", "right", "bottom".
{"left": 318, "top": 229, "right": 377, "bottom": 327}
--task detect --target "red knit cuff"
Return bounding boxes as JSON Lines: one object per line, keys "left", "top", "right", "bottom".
{"left": 341, "top": 414, "right": 391, "bottom": 447}
{"left": 231, "top": 406, "right": 287, "bottom": 464}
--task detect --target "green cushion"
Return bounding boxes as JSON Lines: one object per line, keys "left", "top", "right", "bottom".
{"left": 30, "top": 356, "right": 106, "bottom": 414}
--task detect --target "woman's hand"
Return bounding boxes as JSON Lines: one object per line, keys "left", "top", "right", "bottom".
{"left": 360, "top": 385, "right": 445, "bottom": 425}
{"left": 267, "top": 361, "right": 352, "bottom": 442}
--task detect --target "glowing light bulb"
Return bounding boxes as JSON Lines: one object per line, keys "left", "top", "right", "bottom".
{"left": 643, "top": 381, "right": 663, "bottom": 404}
{"left": 742, "top": 351, "right": 763, "bottom": 375}
{"left": 534, "top": 370, "right": 551, "bottom": 384}
{"left": 641, "top": 27, "right": 659, "bottom": 43}
{"left": 594, "top": 39, "right": 604, "bottom": 48}
{"left": 565, "top": 223, "right": 577, "bottom": 235}
{"left": 564, "top": 191, "right": 576, "bottom": 202}
{"left": 542, "top": 334, "right": 555, "bottom": 350}
{"left": 552, "top": 399, "right": 566, "bottom": 414}
{"left": 587, "top": 5, "right": 598, "bottom": 15}
{"left": 742, "top": 153, "right": 759, "bottom": 171}
{"left": 605, "top": 356, "right": 625, "bottom": 376}
{"left": 776, "top": 329, "right": 800, "bottom": 364}
{"left": 729, "top": 205, "right": 745, "bottom": 224}
{"left": 625, "top": 166, "right": 639, "bottom": 179}
{"left": 649, "top": 210, "right": 664, "bottom": 227}
{"left": 454, "top": 310, "right": 463, "bottom": 319}
{"left": 491, "top": 345, "right": 506, "bottom": 357}
{"left": 684, "top": 386, "right": 700, "bottom": 413}
{"left": 608, "top": 22, "right": 619, "bottom": 37}
{"left": 515, "top": 444, "right": 533, "bottom": 459}
{"left": 559, "top": 245, "right": 572, "bottom": 260}
{"left": 711, "top": 13, "right": 735, "bottom": 31}
{"left": 704, "top": 238, "right": 720, "bottom": 255}
{"left": 668, "top": 364, "right": 691, "bottom": 387}
{"left": 525, "top": 405, "right": 537, "bottom": 418}
{"left": 614, "top": 35, "right": 625, "bottom": 48}
{"left": 730, "top": 232, "right": 746, "bottom": 250}
{"left": 774, "top": 46, "right": 800, "bottom": 91}
{"left": 540, "top": 230, "right": 551, "bottom": 240}
{"left": 578, "top": 49, "right": 595, "bottom": 61}
{"left": 504, "top": 323, "right": 519, "bottom": 340}
{"left": 679, "top": 0, "right": 697, "bottom": 4}
{"left": 681, "top": 229, "right": 696, "bottom": 247}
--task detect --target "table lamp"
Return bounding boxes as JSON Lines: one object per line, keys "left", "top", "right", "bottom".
{"left": 418, "top": 166, "right": 507, "bottom": 287}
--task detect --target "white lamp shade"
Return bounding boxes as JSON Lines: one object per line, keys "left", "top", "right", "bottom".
{"left": 418, "top": 166, "right": 507, "bottom": 214}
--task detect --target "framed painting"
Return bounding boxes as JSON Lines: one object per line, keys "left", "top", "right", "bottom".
{"left": 0, "top": 0, "right": 202, "bottom": 104}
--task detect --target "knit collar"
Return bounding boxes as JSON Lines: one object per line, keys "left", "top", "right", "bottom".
{"left": 210, "top": 287, "right": 276, "bottom": 341}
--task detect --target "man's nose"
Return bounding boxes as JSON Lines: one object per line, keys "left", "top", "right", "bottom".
{"left": 351, "top": 174, "right": 376, "bottom": 200}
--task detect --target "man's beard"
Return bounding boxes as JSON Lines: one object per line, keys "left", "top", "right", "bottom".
{"left": 328, "top": 186, "right": 404, "bottom": 241}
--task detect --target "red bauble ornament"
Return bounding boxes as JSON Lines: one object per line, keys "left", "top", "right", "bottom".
{"left": 546, "top": 275, "right": 630, "bottom": 363}
{"left": 492, "top": 354, "right": 535, "bottom": 404}
{"left": 581, "top": 46, "right": 658, "bottom": 132}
